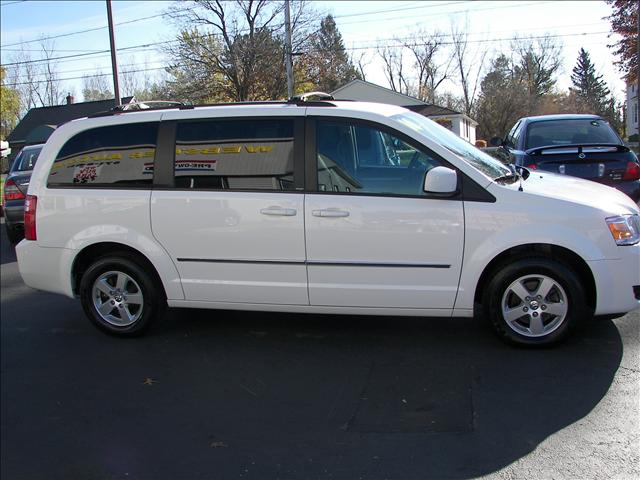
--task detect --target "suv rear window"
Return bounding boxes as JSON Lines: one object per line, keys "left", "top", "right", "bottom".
{"left": 173, "top": 119, "right": 295, "bottom": 191}
{"left": 12, "top": 146, "right": 42, "bottom": 172}
{"left": 48, "top": 122, "right": 158, "bottom": 187}
{"left": 525, "top": 119, "right": 620, "bottom": 149}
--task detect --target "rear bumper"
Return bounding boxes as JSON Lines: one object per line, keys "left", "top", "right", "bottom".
{"left": 3, "top": 200, "right": 25, "bottom": 227}
{"left": 16, "top": 240, "right": 75, "bottom": 298}
{"left": 588, "top": 245, "right": 640, "bottom": 315}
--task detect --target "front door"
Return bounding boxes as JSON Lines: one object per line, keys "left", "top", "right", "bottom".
{"left": 305, "top": 117, "right": 464, "bottom": 309}
{"left": 151, "top": 114, "right": 308, "bottom": 305}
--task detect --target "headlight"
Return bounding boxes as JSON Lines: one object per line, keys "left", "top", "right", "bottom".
{"left": 606, "top": 214, "right": 640, "bottom": 246}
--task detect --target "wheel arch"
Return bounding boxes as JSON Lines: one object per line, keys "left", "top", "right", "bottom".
{"left": 473, "top": 243, "right": 596, "bottom": 313}
{"left": 71, "top": 242, "right": 167, "bottom": 299}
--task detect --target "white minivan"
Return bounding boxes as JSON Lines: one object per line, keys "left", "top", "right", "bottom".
{"left": 15, "top": 98, "right": 640, "bottom": 345}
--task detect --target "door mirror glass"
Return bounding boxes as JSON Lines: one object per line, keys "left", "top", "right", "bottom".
{"left": 489, "top": 136, "right": 504, "bottom": 147}
{"left": 423, "top": 166, "right": 458, "bottom": 194}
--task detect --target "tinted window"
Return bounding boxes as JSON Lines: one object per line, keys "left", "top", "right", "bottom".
{"left": 526, "top": 119, "right": 620, "bottom": 149}
{"left": 317, "top": 120, "right": 443, "bottom": 196}
{"left": 48, "top": 123, "right": 158, "bottom": 187}
{"left": 174, "top": 119, "right": 295, "bottom": 190}
{"left": 12, "top": 146, "right": 42, "bottom": 172}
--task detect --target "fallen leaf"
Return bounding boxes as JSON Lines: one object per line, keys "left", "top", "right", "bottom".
{"left": 142, "top": 378, "right": 158, "bottom": 386}
{"left": 210, "top": 441, "right": 228, "bottom": 448}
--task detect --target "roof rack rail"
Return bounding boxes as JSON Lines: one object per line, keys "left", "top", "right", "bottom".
{"left": 113, "top": 100, "right": 194, "bottom": 111}
{"left": 289, "top": 92, "right": 335, "bottom": 103}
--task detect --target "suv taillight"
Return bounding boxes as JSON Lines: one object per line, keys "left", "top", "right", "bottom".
{"left": 24, "top": 195, "right": 37, "bottom": 241}
{"left": 622, "top": 161, "right": 640, "bottom": 181}
{"left": 3, "top": 178, "right": 26, "bottom": 201}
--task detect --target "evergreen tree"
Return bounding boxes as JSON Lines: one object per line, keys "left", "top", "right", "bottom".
{"left": 308, "top": 15, "right": 360, "bottom": 92}
{"left": 570, "top": 48, "right": 611, "bottom": 115}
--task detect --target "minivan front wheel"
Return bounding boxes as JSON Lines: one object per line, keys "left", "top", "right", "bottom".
{"left": 79, "top": 255, "right": 165, "bottom": 336}
{"left": 483, "top": 258, "right": 590, "bottom": 346}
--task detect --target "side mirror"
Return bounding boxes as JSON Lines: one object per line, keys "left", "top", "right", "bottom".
{"left": 424, "top": 166, "right": 458, "bottom": 194}
{"left": 489, "top": 136, "right": 504, "bottom": 147}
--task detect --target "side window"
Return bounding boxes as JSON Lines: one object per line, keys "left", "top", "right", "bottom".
{"left": 505, "top": 120, "right": 521, "bottom": 148}
{"left": 174, "top": 118, "right": 295, "bottom": 191}
{"left": 316, "top": 120, "right": 443, "bottom": 196}
{"left": 48, "top": 122, "right": 158, "bottom": 187}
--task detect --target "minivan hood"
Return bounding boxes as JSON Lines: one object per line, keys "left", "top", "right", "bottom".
{"left": 503, "top": 171, "right": 639, "bottom": 214}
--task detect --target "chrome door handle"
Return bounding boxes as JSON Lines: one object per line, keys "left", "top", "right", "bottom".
{"left": 312, "top": 209, "right": 350, "bottom": 218}
{"left": 260, "top": 206, "right": 297, "bottom": 216}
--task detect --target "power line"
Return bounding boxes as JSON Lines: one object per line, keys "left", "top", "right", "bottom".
{"left": 331, "top": 1, "right": 470, "bottom": 19}
{"left": 2, "top": 27, "right": 610, "bottom": 69}
{"left": 0, "top": 0, "right": 538, "bottom": 49}
{"left": 3, "top": 29, "right": 612, "bottom": 87}
{"left": 1, "top": 6, "right": 195, "bottom": 48}
{"left": 336, "top": 1, "right": 556, "bottom": 27}
{"left": 5, "top": 65, "right": 168, "bottom": 87}
{"left": 0, "top": 0, "right": 26, "bottom": 6}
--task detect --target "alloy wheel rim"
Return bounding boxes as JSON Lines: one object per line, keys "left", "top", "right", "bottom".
{"left": 501, "top": 274, "right": 568, "bottom": 338}
{"left": 92, "top": 271, "right": 144, "bottom": 327}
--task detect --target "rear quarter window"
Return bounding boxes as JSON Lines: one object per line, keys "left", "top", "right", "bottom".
{"left": 47, "top": 122, "right": 158, "bottom": 187}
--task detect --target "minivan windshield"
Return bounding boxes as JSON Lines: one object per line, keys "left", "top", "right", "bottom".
{"left": 11, "top": 146, "right": 42, "bottom": 172}
{"left": 525, "top": 119, "right": 620, "bottom": 149}
{"left": 392, "top": 111, "right": 511, "bottom": 180}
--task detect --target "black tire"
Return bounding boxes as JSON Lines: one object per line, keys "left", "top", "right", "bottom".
{"left": 5, "top": 223, "right": 23, "bottom": 245}
{"left": 482, "top": 257, "right": 591, "bottom": 347}
{"left": 79, "top": 253, "right": 166, "bottom": 337}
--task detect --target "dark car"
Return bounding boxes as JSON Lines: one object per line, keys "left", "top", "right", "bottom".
{"left": 491, "top": 114, "right": 640, "bottom": 201}
{"left": 3, "top": 144, "right": 43, "bottom": 244}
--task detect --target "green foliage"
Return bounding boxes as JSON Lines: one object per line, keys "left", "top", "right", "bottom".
{"left": 570, "top": 48, "right": 611, "bottom": 115}
{"left": 0, "top": 66, "right": 21, "bottom": 140}
{"left": 475, "top": 55, "right": 528, "bottom": 139}
{"left": 605, "top": 0, "right": 638, "bottom": 82}
{"left": 306, "top": 15, "right": 360, "bottom": 92}
{"left": 475, "top": 38, "right": 562, "bottom": 139}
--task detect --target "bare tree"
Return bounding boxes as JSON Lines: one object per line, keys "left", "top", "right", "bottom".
{"left": 403, "top": 30, "right": 453, "bottom": 103}
{"left": 164, "top": 0, "right": 317, "bottom": 102}
{"left": 377, "top": 42, "right": 410, "bottom": 95}
{"left": 450, "top": 23, "right": 488, "bottom": 116}
{"left": 5, "top": 39, "right": 66, "bottom": 114}
{"left": 38, "top": 39, "right": 62, "bottom": 106}
{"left": 352, "top": 50, "right": 371, "bottom": 82}
{"left": 82, "top": 70, "right": 112, "bottom": 101}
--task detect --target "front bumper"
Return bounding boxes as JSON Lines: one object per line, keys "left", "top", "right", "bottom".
{"left": 588, "top": 244, "right": 640, "bottom": 315}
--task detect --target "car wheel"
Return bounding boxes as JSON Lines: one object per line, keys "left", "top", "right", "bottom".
{"left": 483, "top": 257, "right": 590, "bottom": 346}
{"left": 4, "top": 223, "right": 23, "bottom": 245}
{"left": 79, "top": 254, "right": 166, "bottom": 336}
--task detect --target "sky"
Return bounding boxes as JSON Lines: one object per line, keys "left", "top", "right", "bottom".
{"left": 0, "top": 0, "right": 628, "bottom": 104}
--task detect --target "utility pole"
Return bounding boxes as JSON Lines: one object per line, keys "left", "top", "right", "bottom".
{"left": 106, "top": 0, "right": 121, "bottom": 106}
{"left": 284, "top": 0, "right": 294, "bottom": 98}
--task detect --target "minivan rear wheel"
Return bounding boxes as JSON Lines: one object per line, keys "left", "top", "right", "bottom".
{"left": 483, "top": 257, "right": 590, "bottom": 346}
{"left": 79, "top": 255, "right": 165, "bottom": 336}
